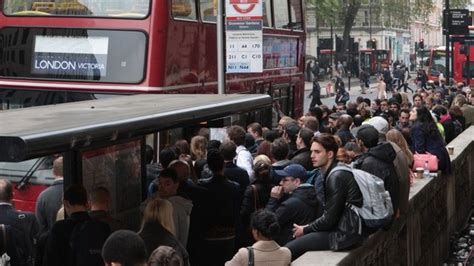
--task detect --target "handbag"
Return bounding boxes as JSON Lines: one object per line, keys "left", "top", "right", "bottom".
{"left": 328, "top": 204, "right": 362, "bottom": 251}
{"left": 412, "top": 152, "right": 438, "bottom": 172}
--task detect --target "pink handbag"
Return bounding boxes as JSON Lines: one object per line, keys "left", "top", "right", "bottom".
{"left": 412, "top": 153, "right": 438, "bottom": 172}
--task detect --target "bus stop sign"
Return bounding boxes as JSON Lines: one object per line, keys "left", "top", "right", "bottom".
{"left": 445, "top": 9, "right": 470, "bottom": 35}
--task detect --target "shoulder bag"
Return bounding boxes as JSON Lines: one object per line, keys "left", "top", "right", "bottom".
{"left": 247, "top": 247, "right": 254, "bottom": 266}
{"left": 251, "top": 185, "right": 260, "bottom": 210}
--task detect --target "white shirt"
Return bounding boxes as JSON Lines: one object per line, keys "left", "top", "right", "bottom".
{"left": 235, "top": 145, "right": 255, "bottom": 182}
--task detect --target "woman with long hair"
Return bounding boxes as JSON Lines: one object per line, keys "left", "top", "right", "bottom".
{"left": 386, "top": 129, "right": 413, "bottom": 167}
{"left": 190, "top": 135, "right": 208, "bottom": 179}
{"left": 409, "top": 106, "right": 451, "bottom": 174}
{"left": 239, "top": 157, "right": 274, "bottom": 247}
{"left": 138, "top": 198, "right": 189, "bottom": 265}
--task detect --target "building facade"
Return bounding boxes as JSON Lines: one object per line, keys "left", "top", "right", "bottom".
{"left": 306, "top": 0, "right": 446, "bottom": 69}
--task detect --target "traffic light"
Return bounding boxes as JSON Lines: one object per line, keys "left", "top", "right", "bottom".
{"left": 371, "top": 39, "right": 376, "bottom": 50}
{"left": 419, "top": 39, "right": 424, "bottom": 50}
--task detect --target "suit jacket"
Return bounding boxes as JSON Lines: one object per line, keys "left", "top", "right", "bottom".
{"left": 225, "top": 240, "right": 291, "bottom": 266}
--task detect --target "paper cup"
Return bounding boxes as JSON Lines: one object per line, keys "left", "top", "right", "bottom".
{"left": 447, "top": 146, "right": 454, "bottom": 155}
{"left": 415, "top": 167, "right": 424, "bottom": 179}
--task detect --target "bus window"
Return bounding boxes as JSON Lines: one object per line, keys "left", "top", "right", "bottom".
{"left": 289, "top": 0, "right": 303, "bottom": 30}
{"left": 462, "top": 62, "right": 474, "bottom": 79}
{"left": 0, "top": 28, "right": 147, "bottom": 83}
{"left": 262, "top": 0, "right": 272, "bottom": 27}
{"left": 172, "top": 0, "right": 197, "bottom": 20}
{"left": 273, "top": 0, "right": 290, "bottom": 29}
{"left": 3, "top": 0, "right": 150, "bottom": 18}
{"left": 200, "top": 0, "right": 216, "bottom": 22}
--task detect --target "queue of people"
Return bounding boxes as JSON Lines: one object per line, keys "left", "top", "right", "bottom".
{"left": 0, "top": 77, "right": 472, "bottom": 266}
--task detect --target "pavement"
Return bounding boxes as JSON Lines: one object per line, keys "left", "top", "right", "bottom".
{"left": 303, "top": 76, "right": 416, "bottom": 111}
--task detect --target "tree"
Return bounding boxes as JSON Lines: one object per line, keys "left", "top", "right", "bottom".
{"left": 309, "top": 0, "right": 470, "bottom": 58}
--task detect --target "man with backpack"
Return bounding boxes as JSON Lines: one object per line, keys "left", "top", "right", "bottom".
{"left": 0, "top": 179, "right": 38, "bottom": 266}
{"left": 353, "top": 125, "right": 399, "bottom": 217}
{"left": 43, "top": 185, "right": 111, "bottom": 266}
{"left": 285, "top": 134, "right": 363, "bottom": 260}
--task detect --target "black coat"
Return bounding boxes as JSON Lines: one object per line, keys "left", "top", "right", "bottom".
{"left": 303, "top": 161, "right": 363, "bottom": 234}
{"left": 291, "top": 147, "right": 313, "bottom": 170}
{"left": 139, "top": 221, "right": 189, "bottom": 266}
{"left": 224, "top": 162, "right": 250, "bottom": 196}
{"left": 198, "top": 174, "right": 241, "bottom": 238}
{"left": 240, "top": 182, "right": 274, "bottom": 218}
{"left": 411, "top": 122, "right": 452, "bottom": 174}
{"left": 42, "top": 211, "right": 110, "bottom": 266}
{"left": 353, "top": 142, "right": 399, "bottom": 213}
{"left": 266, "top": 185, "right": 320, "bottom": 245}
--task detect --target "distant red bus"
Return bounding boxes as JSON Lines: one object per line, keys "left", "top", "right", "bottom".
{"left": 426, "top": 47, "right": 449, "bottom": 82}
{"left": 358, "top": 49, "right": 391, "bottom": 75}
{"left": 0, "top": 0, "right": 306, "bottom": 211}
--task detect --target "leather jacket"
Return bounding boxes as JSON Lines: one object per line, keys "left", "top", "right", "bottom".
{"left": 303, "top": 161, "right": 362, "bottom": 234}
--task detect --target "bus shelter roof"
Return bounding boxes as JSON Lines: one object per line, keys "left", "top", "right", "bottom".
{"left": 0, "top": 94, "right": 272, "bottom": 162}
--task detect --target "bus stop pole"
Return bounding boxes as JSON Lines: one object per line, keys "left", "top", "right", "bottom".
{"left": 445, "top": 0, "right": 450, "bottom": 80}
{"left": 217, "top": 0, "right": 226, "bottom": 94}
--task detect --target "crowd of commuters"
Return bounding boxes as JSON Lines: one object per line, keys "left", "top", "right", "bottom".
{"left": 0, "top": 76, "right": 472, "bottom": 266}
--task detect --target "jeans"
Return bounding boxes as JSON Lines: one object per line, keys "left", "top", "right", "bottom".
{"left": 285, "top": 231, "right": 331, "bottom": 260}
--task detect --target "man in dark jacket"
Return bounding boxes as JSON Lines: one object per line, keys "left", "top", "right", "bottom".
{"left": 266, "top": 164, "right": 319, "bottom": 245}
{"left": 308, "top": 79, "right": 323, "bottom": 108}
{"left": 291, "top": 127, "right": 314, "bottom": 170}
{"left": 270, "top": 138, "right": 293, "bottom": 184}
{"left": 220, "top": 140, "right": 250, "bottom": 196}
{"left": 198, "top": 150, "right": 241, "bottom": 266}
{"left": 353, "top": 125, "right": 399, "bottom": 214}
{"left": 43, "top": 185, "right": 111, "bottom": 266}
{"left": 286, "top": 134, "right": 363, "bottom": 259}
{"left": 0, "top": 179, "right": 38, "bottom": 266}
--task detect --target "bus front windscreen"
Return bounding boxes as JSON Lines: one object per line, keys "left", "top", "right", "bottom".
{"left": 431, "top": 51, "right": 448, "bottom": 77}
{"left": 3, "top": 0, "right": 150, "bottom": 18}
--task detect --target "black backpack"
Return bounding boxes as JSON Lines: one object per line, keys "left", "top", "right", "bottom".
{"left": 0, "top": 223, "right": 34, "bottom": 266}
{"left": 69, "top": 218, "right": 111, "bottom": 266}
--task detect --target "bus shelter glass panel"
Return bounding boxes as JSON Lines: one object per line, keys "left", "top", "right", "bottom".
{"left": 172, "top": 0, "right": 197, "bottom": 20}
{"left": 81, "top": 140, "right": 142, "bottom": 229}
{"left": 3, "top": 0, "right": 150, "bottom": 18}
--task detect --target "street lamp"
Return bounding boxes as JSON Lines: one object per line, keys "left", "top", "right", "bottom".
{"left": 369, "top": 0, "right": 372, "bottom": 48}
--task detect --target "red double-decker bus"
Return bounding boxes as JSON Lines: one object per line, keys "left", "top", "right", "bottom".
{"left": 0, "top": 0, "right": 305, "bottom": 211}
{"left": 426, "top": 44, "right": 473, "bottom": 86}
{"left": 0, "top": 0, "right": 305, "bottom": 117}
